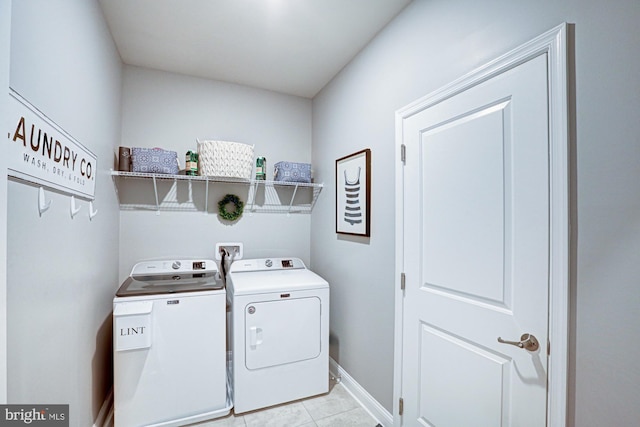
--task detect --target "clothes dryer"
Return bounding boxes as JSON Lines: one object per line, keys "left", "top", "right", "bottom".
{"left": 227, "top": 258, "right": 329, "bottom": 414}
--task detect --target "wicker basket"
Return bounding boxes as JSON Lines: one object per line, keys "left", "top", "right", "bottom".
{"left": 197, "top": 140, "right": 254, "bottom": 180}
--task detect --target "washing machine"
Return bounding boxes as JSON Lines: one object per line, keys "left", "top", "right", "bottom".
{"left": 113, "top": 259, "right": 230, "bottom": 427}
{"left": 227, "top": 257, "right": 329, "bottom": 414}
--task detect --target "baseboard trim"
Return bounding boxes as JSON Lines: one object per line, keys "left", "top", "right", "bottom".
{"left": 98, "top": 362, "right": 391, "bottom": 426}
{"left": 93, "top": 387, "right": 114, "bottom": 427}
{"left": 329, "top": 358, "right": 393, "bottom": 427}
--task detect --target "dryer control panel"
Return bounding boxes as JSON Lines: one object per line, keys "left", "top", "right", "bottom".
{"left": 230, "top": 258, "right": 306, "bottom": 273}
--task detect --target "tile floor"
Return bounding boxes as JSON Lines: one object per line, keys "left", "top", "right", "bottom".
{"left": 193, "top": 379, "right": 381, "bottom": 427}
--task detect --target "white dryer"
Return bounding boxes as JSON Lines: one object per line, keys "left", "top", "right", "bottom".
{"left": 227, "top": 258, "right": 329, "bottom": 414}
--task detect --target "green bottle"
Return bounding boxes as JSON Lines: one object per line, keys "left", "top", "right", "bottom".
{"left": 186, "top": 151, "right": 198, "bottom": 176}
{"left": 256, "top": 157, "right": 266, "bottom": 180}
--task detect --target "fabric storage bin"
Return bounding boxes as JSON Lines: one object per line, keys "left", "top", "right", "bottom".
{"left": 131, "top": 147, "right": 179, "bottom": 174}
{"left": 197, "top": 140, "right": 254, "bottom": 180}
{"left": 273, "top": 161, "right": 312, "bottom": 183}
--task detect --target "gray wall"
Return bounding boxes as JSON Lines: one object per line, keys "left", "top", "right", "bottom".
{"left": 4, "top": 1, "right": 639, "bottom": 425}
{"left": 6, "top": 1, "right": 122, "bottom": 425}
{"left": 118, "top": 66, "right": 313, "bottom": 280}
{"left": 0, "top": 0, "right": 10, "bottom": 402}
{"left": 311, "top": 0, "right": 640, "bottom": 425}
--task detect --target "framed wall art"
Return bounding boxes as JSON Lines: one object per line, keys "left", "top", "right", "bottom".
{"left": 336, "top": 148, "right": 371, "bottom": 236}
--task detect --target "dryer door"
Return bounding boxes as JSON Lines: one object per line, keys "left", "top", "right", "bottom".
{"left": 245, "top": 297, "right": 321, "bottom": 370}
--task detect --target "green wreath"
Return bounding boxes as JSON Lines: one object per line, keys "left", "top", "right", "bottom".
{"left": 218, "top": 194, "right": 244, "bottom": 221}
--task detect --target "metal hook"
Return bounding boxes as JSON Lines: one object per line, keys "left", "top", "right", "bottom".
{"left": 70, "top": 196, "right": 82, "bottom": 218}
{"left": 38, "top": 187, "right": 52, "bottom": 216}
{"left": 89, "top": 201, "right": 98, "bottom": 220}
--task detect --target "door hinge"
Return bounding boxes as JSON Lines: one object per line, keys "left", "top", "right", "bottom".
{"left": 400, "top": 144, "right": 406, "bottom": 164}
{"left": 399, "top": 397, "right": 404, "bottom": 416}
{"left": 400, "top": 272, "right": 406, "bottom": 291}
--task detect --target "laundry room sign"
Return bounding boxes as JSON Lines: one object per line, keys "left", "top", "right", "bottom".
{"left": 6, "top": 89, "right": 97, "bottom": 199}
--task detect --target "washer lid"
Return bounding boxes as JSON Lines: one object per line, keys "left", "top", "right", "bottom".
{"left": 116, "top": 259, "right": 222, "bottom": 297}
{"left": 228, "top": 258, "right": 328, "bottom": 295}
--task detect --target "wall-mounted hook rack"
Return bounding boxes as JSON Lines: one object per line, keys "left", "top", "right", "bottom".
{"left": 70, "top": 196, "right": 82, "bottom": 218}
{"left": 89, "top": 201, "right": 98, "bottom": 220}
{"left": 38, "top": 187, "right": 52, "bottom": 216}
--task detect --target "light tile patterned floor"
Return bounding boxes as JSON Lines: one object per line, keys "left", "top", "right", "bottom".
{"left": 193, "top": 380, "right": 380, "bottom": 427}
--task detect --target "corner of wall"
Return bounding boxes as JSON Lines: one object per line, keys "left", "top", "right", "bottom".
{"left": 0, "top": 0, "right": 12, "bottom": 404}
{"left": 329, "top": 358, "right": 393, "bottom": 426}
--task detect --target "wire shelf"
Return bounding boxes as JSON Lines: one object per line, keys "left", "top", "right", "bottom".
{"left": 111, "top": 170, "right": 323, "bottom": 215}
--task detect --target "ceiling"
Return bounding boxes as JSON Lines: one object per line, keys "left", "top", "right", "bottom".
{"left": 98, "top": 0, "right": 412, "bottom": 98}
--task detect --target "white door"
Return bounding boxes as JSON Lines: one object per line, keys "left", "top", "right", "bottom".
{"left": 400, "top": 52, "right": 552, "bottom": 426}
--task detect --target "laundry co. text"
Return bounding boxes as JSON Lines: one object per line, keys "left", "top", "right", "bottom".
{"left": 11, "top": 116, "right": 93, "bottom": 179}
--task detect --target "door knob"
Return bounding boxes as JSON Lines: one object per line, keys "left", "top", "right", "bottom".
{"left": 497, "top": 333, "right": 539, "bottom": 352}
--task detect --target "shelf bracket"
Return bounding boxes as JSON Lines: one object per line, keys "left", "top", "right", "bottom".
{"left": 204, "top": 178, "right": 209, "bottom": 214}
{"left": 310, "top": 184, "right": 323, "bottom": 211}
{"left": 288, "top": 183, "right": 299, "bottom": 214}
{"left": 249, "top": 180, "right": 260, "bottom": 212}
{"left": 152, "top": 175, "right": 160, "bottom": 215}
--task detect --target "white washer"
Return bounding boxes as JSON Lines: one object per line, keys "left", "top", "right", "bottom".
{"left": 227, "top": 258, "right": 329, "bottom": 414}
{"left": 113, "top": 259, "right": 230, "bottom": 427}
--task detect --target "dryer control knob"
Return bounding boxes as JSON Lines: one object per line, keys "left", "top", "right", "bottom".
{"left": 172, "top": 261, "right": 181, "bottom": 270}
{"left": 265, "top": 259, "right": 273, "bottom": 268}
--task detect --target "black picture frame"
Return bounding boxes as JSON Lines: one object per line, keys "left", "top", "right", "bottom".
{"left": 335, "top": 149, "right": 371, "bottom": 236}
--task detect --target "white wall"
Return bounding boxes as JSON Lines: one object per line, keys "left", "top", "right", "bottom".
{"left": 118, "top": 66, "right": 313, "bottom": 280}
{"left": 311, "top": 0, "right": 640, "bottom": 425}
{"left": 7, "top": 1, "right": 122, "bottom": 425}
{"left": 0, "top": 0, "right": 11, "bottom": 403}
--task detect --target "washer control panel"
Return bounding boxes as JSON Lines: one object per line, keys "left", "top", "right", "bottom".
{"left": 281, "top": 259, "right": 294, "bottom": 268}
{"left": 130, "top": 259, "right": 216, "bottom": 276}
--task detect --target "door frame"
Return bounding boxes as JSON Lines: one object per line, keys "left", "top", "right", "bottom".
{"left": 393, "top": 23, "right": 569, "bottom": 426}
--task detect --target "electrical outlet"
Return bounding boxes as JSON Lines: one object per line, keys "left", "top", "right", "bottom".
{"left": 215, "top": 242, "right": 244, "bottom": 260}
